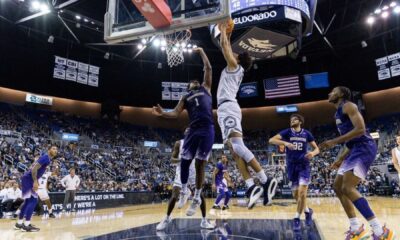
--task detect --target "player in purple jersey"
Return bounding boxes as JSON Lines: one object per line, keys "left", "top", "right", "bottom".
{"left": 320, "top": 87, "right": 395, "bottom": 240}
{"left": 153, "top": 47, "right": 215, "bottom": 223}
{"left": 14, "top": 145, "right": 58, "bottom": 232}
{"left": 212, "top": 155, "right": 232, "bottom": 210}
{"left": 269, "top": 114, "right": 319, "bottom": 231}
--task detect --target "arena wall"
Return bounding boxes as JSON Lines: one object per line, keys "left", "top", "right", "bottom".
{"left": 0, "top": 86, "right": 398, "bottom": 131}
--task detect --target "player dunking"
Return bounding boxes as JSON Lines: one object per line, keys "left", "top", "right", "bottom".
{"left": 14, "top": 145, "right": 58, "bottom": 232}
{"left": 156, "top": 138, "right": 213, "bottom": 230}
{"left": 153, "top": 47, "right": 215, "bottom": 224}
{"left": 212, "top": 155, "right": 232, "bottom": 210}
{"left": 217, "top": 20, "right": 276, "bottom": 209}
{"left": 319, "top": 87, "right": 395, "bottom": 239}
{"left": 269, "top": 114, "right": 319, "bottom": 231}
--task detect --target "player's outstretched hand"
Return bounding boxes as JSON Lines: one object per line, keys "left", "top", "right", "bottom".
{"left": 285, "top": 142, "right": 296, "bottom": 150}
{"left": 305, "top": 152, "right": 314, "bottom": 160}
{"left": 319, "top": 140, "right": 336, "bottom": 150}
{"left": 152, "top": 104, "right": 163, "bottom": 116}
{"left": 193, "top": 47, "right": 203, "bottom": 52}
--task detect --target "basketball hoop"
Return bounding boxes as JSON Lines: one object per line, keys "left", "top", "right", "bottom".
{"left": 164, "top": 29, "right": 192, "bottom": 68}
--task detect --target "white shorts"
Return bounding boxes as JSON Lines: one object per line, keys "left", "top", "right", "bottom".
{"left": 217, "top": 101, "right": 243, "bottom": 143}
{"left": 37, "top": 188, "right": 50, "bottom": 201}
{"left": 173, "top": 165, "right": 196, "bottom": 188}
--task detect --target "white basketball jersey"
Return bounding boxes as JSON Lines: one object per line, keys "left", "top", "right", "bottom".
{"left": 217, "top": 66, "right": 244, "bottom": 105}
{"left": 394, "top": 147, "right": 400, "bottom": 165}
{"left": 38, "top": 172, "right": 51, "bottom": 189}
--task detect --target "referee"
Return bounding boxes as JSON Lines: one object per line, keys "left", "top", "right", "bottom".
{"left": 61, "top": 168, "right": 80, "bottom": 212}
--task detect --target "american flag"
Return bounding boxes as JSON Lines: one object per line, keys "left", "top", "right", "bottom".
{"left": 264, "top": 76, "right": 301, "bottom": 99}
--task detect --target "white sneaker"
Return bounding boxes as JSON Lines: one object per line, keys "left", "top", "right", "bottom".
{"left": 247, "top": 186, "right": 264, "bottom": 209}
{"left": 156, "top": 216, "right": 172, "bottom": 231}
{"left": 186, "top": 197, "right": 201, "bottom": 216}
{"left": 200, "top": 219, "right": 215, "bottom": 229}
{"left": 177, "top": 190, "right": 191, "bottom": 209}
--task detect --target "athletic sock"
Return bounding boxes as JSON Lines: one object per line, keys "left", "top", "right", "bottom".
{"left": 245, "top": 178, "right": 255, "bottom": 189}
{"left": 349, "top": 217, "right": 361, "bottom": 232}
{"left": 181, "top": 184, "right": 188, "bottom": 193}
{"left": 369, "top": 218, "right": 383, "bottom": 236}
{"left": 17, "top": 220, "right": 23, "bottom": 225}
{"left": 255, "top": 170, "right": 268, "bottom": 184}
{"left": 304, "top": 207, "right": 310, "bottom": 213}
{"left": 24, "top": 221, "right": 30, "bottom": 226}
{"left": 295, "top": 212, "right": 300, "bottom": 219}
{"left": 194, "top": 189, "right": 202, "bottom": 199}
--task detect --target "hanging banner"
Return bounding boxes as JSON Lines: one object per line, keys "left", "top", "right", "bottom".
{"left": 53, "top": 56, "right": 100, "bottom": 87}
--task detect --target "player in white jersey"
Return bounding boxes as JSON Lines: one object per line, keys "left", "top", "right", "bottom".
{"left": 157, "top": 139, "right": 214, "bottom": 231}
{"left": 216, "top": 19, "right": 276, "bottom": 209}
{"left": 392, "top": 135, "right": 400, "bottom": 179}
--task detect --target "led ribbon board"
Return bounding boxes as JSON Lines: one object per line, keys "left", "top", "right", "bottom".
{"left": 230, "top": 0, "right": 316, "bottom": 36}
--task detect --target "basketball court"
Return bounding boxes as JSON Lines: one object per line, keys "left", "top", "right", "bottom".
{"left": 0, "top": 197, "right": 399, "bottom": 239}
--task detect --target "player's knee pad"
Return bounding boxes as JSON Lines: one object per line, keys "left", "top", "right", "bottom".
{"left": 229, "top": 137, "right": 254, "bottom": 163}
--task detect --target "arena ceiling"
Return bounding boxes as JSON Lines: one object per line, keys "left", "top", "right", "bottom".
{"left": 0, "top": 0, "right": 399, "bottom": 108}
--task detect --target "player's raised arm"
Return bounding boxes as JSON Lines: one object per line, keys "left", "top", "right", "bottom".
{"left": 194, "top": 47, "right": 212, "bottom": 93}
{"left": 171, "top": 140, "right": 181, "bottom": 164}
{"left": 152, "top": 97, "right": 185, "bottom": 119}
{"left": 218, "top": 21, "right": 238, "bottom": 71}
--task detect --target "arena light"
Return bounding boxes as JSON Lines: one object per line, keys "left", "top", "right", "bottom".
{"left": 153, "top": 38, "right": 160, "bottom": 47}
{"left": 31, "top": 1, "right": 40, "bottom": 10}
{"left": 390, "top": 2, "right": 397, "bottom": 7}
{"left": 366, "top": 16, "right": 375, "bottom": 25}
{"left": 374, "top": 8, "right": 382, "bottom": 14}
{"left": 192, "top": 44, "right": 197, "bottom": 49}
{"left": 84, "top": 18, "right": 89, "bottom": 23}
{"left": 141, "top": 38, "right": 147, "bottom": 44}
{"left": 75, "top": 15, "right": 81, "bottom": 20}
{"left": 137, "top": 44, "right": 144, "bottom": 49}
{"left": 394, "top": 6, "right": 400, "bottom": 13}
{"left": 172, "top": 47, "right": 178, "bottom": 52}
{"left": 160, "top": 39, "right": 167, "bottom": 47}
{"left": 40, "top": 3, "right": 50, "bottom": 13}
{"left": 181, "top": 42, "right": 187, "bottom": 48}
{"left": 382, "top": 5, "right": 389, "bottom": 11}
{"left": 381, "top": 11, "right": 390, "bottom": 18}
{"left": 160, "top": 46, "right": 166, "bottom": 51}
{"left": 188, "top": 49, "right": 193, "bottom": 53}
{"left": 187, "top": 44, "right": 192, "bottom": 48}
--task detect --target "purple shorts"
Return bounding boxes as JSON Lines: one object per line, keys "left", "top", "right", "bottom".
{"left": 287, "top": 157, "right": 311, "bottom": 189}
{"left": 181, "top": 125, "right": 214, "bottom": 161}
{"left": 338, "top": 140, "right": 377, "bottom": 180}
{"left": 21, "top": 176, "right": 38, "bottom": 199}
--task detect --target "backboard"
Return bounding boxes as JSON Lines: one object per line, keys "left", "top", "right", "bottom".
{"left": 104, "top": 0, "right": 231, "bottom": 43}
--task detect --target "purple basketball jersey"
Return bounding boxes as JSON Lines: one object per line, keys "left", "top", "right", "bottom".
{"left": 279, "top": 128, "right": 315, "bottom": 163}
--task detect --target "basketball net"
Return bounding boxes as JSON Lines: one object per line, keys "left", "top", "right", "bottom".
{"left": 164, "top": 30, "right": 192, "bottom": 68}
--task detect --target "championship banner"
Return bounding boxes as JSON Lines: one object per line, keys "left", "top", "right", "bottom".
{"left": 388, "top": 52, "right": 400, "bottom": 77}
{"left": 53, "top": 56, "right": 100, "bottom": 87}
{"left": 239, "top": 82, "right": 258, "bottom": 98}
{"left": 161, "top": 82, "right": 188, "bottom": 101}
{"left": 376, "top": 56, "right": 391, "bottom": 80}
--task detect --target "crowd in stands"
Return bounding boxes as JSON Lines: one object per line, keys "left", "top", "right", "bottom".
{"left": 0, "top": 102, "right": 399, "bottom": 203}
